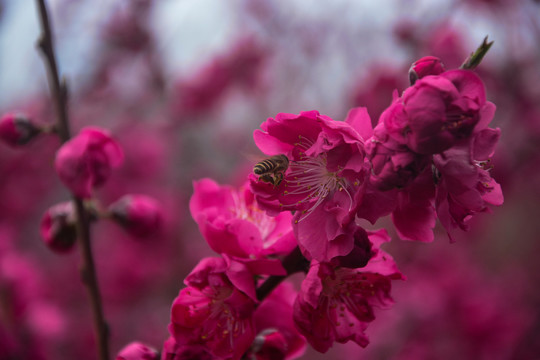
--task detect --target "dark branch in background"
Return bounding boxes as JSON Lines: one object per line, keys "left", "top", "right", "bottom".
{"left": 461, "top": 36, "right": 494, "bottom": 70}
{"left": 35, "top": 1, "right": 110, "bottom": 360}
{"left": 256, "top": 247, "right": 310, "bottom": 302}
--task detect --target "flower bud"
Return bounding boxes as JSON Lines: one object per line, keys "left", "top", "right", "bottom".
{"left": 55, "top": 127, "right": 124, "bottom": 198}
{"left": 0, "top": 113, "right": 41, "bottom": 147}
{"left": 109, "top": 195, "right": 162, "bottom": 238}
{"left": 409, "top": 56, "right": 445, "bottom": 85}
{"left": 116, "top": 342, "right": 159, "bottom": 360}
{"left": 331, "top": 227, "right": 373, "bottom": 269}
{"left": 40, "top": 202, "right": 77, "bottom": 253}
{"left": 251, "top": 329, "right": 288, "bottom": 360}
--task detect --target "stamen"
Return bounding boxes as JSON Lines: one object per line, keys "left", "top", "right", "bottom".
{"left": 277, "top": 138, "right": 355, "bottom": 222}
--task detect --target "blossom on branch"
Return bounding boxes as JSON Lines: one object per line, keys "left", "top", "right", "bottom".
{"left": 190, "top": 178, "right": 295, "bottom": 275}
{"left": 0, "top": 112, "right": 41, "bottom": 147}
{"left": 55, "top": 127, "right": 124, "bottom": 198}
{"left": 292, "top": 229, "right": 403, "bottom": 353}
{"left": 384, "top": 70, "right": 490, "bottom": 155}
{"left": 433, "top": 127, "right": 503, "bottom": 240}
{"left": 250, "top": 110, "right": 369, "bottom": 262}
{"left": 169, "top": 257, "right": 257, "bottom": 360}
{"left": 108, "top": 194, "right": 163, "bottom": 239}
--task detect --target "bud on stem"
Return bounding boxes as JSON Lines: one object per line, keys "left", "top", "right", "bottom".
{"left": 0, "top": 113, "right": 42, "bottom": 147}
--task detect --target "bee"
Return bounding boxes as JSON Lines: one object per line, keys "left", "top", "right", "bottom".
{"left": 253, "top": 154, "right": 289, "bottom": 187}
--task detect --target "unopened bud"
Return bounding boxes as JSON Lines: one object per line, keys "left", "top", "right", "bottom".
{"left": 55, "top": 127, "right": 124, "bottom": 198}
{"left": 332, "top": 228, "right": 373, "bottom": 269}
{"left": 409, "top": 56, "right": 445, "bottom": 85}
{"left": 109, "top": 195, "right": 162, "bottom": 239}
{"left": 0, "top": 113, "right": 41, "bottom": 147}
{"left": 251, "top": 329, "right": 288, "bottom": 360}
{"left": 40, "top": 202, "right": 77, "bottom": 253}
{"left": 116, "top": 342, "right": 159, "bottom": 360}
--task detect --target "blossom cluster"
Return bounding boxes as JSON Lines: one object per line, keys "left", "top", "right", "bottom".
{"left": 148, "top": 56, "right": 503, "bottom": 360}
{"left": 4, "top": 1, "right": 531, "bottom": 357}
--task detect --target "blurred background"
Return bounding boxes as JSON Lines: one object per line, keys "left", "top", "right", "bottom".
{"left": 1, "top": 0, "right": 539, "bottom": 359}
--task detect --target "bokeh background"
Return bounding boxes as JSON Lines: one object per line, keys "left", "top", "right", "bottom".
{"left": 1, "top": 0, "right": 540, "bottom": 359}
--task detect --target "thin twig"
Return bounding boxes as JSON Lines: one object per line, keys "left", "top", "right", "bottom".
{"left": 35, "top": 1, "right": 110, "bottom": 359}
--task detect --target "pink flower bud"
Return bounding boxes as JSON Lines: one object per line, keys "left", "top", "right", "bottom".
{"left": 40, "top": 202, "right": 77, "bottom": 253}
{"left": 408, "top": 56, "right": 445, "bottom": 85}
{"left": 251, "top": 329, "right": 288, "bottom": 360}
{"left": 109, "top": 195, "right": 162, "bottom": 238}
{"left": 116, "top": 342, "right": 159, "bottom": 360}
{"left": 0, "top": 113, "right": 41, "bottom": 147}
{"left": 55, "top": 127, "right": 124, "bottom": 198}
{"left": 331, "top": 227, "right": 373, "bottom": 269}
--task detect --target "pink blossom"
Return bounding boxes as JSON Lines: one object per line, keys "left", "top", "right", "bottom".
{"left": 249, "top": 330, "right": 288, "bottom": 360}
{"left": 0, "top": 112, "right": 41, "bottom": 147}
{"left": 251, "top": 110, "right": 368, "bottom": 262}
{"left": 39, "top": 201, "right": 78, "bottom": 253}
{"left": 250, "top": 282, "right": 306, "bottom": 360}
{"left": 366, "top": 121, "right": 431, "bottom": 191}
{"left": 292, "top": 229, "right": 403, "bottom": 353}
{"left": 55, "top": 127, "right": 124, "bottom": 198}
{"left": 344, "top": 244, "right": 533, "bottom": 360}
{"left": 408, "top": 56, "right": 445, "bottom": 85}
{"left": 116, "top": 342, "right": 159, "bottom": 360}
{"left": 101, "top": 4, "right": 151, "bottom": 53}
{"left": 391, "top": 168, "right": 437, "bottom": 242}
{"left": 384, "top": 70, "right": 491, "bottom": 154}
{"left": 351, "top": 66, "right": 408, "bottom": 121}
{"left": 190, "top": 178, "right": 295, "bottom": 272}
{"left": 433, "top": 127, "right": 503, "bottom": 240}
{"left": 169, "top": 257, "right": 257, "bottom": 360}
{"left": 355, "top": 107, "right": 437, "bottom": 242}
{"left": 108, "top": 194, "right": 163, "bottom": 239}
{"left": 421, "top": 23, "right": 467, "bottom": 69}
{"left": 170, "top": 37, "right": 266, "bottom": 117}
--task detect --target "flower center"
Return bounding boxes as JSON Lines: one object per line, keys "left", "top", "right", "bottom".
{"left": 231, "top": 189, "right": 275, "bottom": 240}
{"left": 280, "top": 136, "right": 353, "bottom": 222}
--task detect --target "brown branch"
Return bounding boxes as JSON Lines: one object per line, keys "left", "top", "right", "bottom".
{"left": 256, "top": 247, "right": 309, "bottom": 302}
{"left": 35, "top": 1, "right": 110, "bottom": 359}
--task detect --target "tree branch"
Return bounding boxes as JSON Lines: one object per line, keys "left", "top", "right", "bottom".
{"left": 256, "top": 247, "right": 309, "bottom": 302}
{"left": 35, "top": 1, "right": 110, "bottom": 359}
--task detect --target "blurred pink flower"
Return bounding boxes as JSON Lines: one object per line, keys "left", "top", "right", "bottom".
{"left": 0, "top": 112, "right": 41, "bottom": 147}
{"left": 293, "top": 229, "right": 403, "bottom": 353}
{"left": 55, "top": 127, "right": 124, "bottom": 198}
{"left": 169, "top": 257, "right": 257, "bottom": 360}
{"left": 39, "top": 201, "right": 78, "bottom": 253}
{"left": 351, "top": 65, "right": 408, "bottom": 122}
{"left": 170, "top": 37, "right": 266, "bottom": 117}
{"left": 341, "top": 244, "right": 533, "bottom": 360}
{"left": 116, "top": 341, "right": 159, "bottom": 360}
{"left": 109, "top": 194, "right": 163, "bottom": 239}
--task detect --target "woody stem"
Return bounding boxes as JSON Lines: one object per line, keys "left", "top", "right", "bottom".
{"left": 256, "top": 247, "right": 309, "bottom": 301}
{"left": 35, "top": 1, "right": 110, "bottom": 359}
